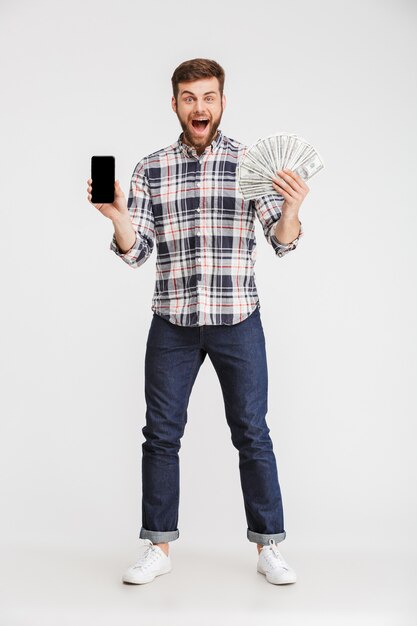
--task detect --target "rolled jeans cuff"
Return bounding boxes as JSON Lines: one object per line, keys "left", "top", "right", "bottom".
{"left": 247, "top": 528, "right": 286, "bottom": 545}
{"left": 140, "top": 527, "right": 180, "bottom": 543}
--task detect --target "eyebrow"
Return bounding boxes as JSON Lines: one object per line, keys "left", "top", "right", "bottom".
{"left": 181, "top": 90, "right": 217, "bottom": 96}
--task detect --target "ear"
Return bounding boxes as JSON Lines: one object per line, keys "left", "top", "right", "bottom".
{"left": 171, "top": 96, "right": 177, "bottom": 113}
{"left": 222, "top": 94, "right": 226, "bottom": 111}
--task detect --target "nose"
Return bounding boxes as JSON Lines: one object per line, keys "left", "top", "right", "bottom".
{"left": 192, "top": 100, "right": 209, "bottom": 114}
{"left": 192, "top": 110, "right": 209, "bottom": 118}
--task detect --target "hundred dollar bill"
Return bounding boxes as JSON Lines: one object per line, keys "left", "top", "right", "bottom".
{"left": 294, "top": 153, "right": 324, "bottom": 180}
{"left": 238, "top": 158, "right": 272, "bottom": 182}
{"left": 249, "top": 145, "right": 277, "bottom": 177}
{"left": 237, "top": 131, "right": 325, "bottom": 200}
{"left": 289, "top": 145, "right": 314, "bottom": 171}
{"left": 242, "top": 153, "right": 276, "bottom": 179}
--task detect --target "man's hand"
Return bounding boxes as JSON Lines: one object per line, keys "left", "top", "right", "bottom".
{"left": 271, "top": 169, "right": 309, "bottom": 219}
{"left": 87, "top": 178, "right": 129, "bottom": 222}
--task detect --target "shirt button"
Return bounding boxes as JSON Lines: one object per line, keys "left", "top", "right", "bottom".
{"left": 197, "top": 231, "right": 201, "bottom": 236}
{"left": 196, "top": 181, "right": 200, "bottom": 187}
{"left": 196, "top": 208, "right": 200, "bottom": 212}
{"left": 197, "top": 257, "right": 201, "bottom": 262}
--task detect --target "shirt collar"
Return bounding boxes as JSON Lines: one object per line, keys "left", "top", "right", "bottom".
{"left": 178, "top": 128, "right": 224, "bottom": 158}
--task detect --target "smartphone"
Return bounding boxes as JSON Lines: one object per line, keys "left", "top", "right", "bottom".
{"left": 91, "top": 156, "right": 115, "bottom": 204}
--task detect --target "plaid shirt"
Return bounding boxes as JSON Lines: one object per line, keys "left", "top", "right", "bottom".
{"left": 110, "top": 128, "right": 303, "bottom": 326}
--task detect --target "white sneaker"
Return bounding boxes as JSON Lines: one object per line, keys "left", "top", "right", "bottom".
{"left": 257, "top": 539, "right": 297, "bottom": 584}
{"left": 122, "top": 539, "right": 172, "bottom": 584}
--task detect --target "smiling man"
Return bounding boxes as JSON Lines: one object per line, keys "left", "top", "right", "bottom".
{"left": 87, "top": 58, "right": 309, "bottom": 586}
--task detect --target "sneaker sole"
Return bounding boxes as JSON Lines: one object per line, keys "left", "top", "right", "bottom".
{"left": 122, "top": 564, "right": 172, "bottom": 585}
{"left": 257, "top": 566, "right": 297, "bottom": 585}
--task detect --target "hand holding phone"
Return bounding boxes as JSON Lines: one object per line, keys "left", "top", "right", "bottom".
{"left": 87, "top": 156, "right": 128, "bottom": 221}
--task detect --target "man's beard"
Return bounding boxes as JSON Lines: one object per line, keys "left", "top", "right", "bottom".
{"left": 177, "top": 106, "right": 223, "bottom": 150}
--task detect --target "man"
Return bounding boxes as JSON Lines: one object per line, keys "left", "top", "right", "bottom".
{"left": 87, "top": 58, "right": 309, "bottom": 586}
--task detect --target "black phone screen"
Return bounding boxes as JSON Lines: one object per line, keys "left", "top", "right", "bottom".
{"left": 91, "top": 156, "right": 115, "bottom": 204}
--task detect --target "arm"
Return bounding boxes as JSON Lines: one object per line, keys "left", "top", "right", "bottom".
{"left": 273, "top": 214, "right": 302, "bottom": 246}
{"left": 253, "top": 194, "right": 303, "bottom": 258}
{"left": 110, "top": 158, "right": 155, "bottom": 268}
{"left": 113, "top": 214, "right": 136, "bottom": 253}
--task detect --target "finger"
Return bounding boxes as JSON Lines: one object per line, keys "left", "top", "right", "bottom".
{"left": 274, "top": 170, "right": 303, "bottom": 194}
{"left": 272, "top": 174, "right": 299, "bottom": 200}
{"left": 271, "top": 180, "right": 290, "bottom": 199}
{"left": 114, "top": 180, "right": 124, "bottom": 196}
{"left": 87, "top": 194, "right": 102, "bottom": 210}
{"left": 282, "top": 169, "right": 309, "bottom": 192}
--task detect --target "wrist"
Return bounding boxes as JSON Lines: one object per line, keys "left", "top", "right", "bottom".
{"left": 112, "top": 212, "right": 130, "bottom": 226}
{"left": 279, "top": 212, "right": 300, "bottom": 224}
{"left": 273, "top": 213, "right": 302, "bottom": 245}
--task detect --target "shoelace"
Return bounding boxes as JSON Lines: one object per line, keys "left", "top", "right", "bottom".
{"left": 264, "top": 540, "right": 289, "bottom": 569}
{"left": 133, "top": 540, "right": 161, "bottom": 570}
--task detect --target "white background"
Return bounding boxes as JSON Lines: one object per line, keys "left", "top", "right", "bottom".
{"left": 1, "top": 0, "right": 416, "bottom": 624}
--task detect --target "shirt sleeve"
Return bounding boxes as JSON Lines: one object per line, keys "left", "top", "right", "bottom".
{"left": 252, "top": 194, "right": 303, "bottom": 258}
{"left": 110, "top": 158, "right": 155, "bottom": 268}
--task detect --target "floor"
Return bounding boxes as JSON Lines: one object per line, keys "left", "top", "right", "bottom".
{"left": 1, "top": 540, "right": 415, "bottom": 626}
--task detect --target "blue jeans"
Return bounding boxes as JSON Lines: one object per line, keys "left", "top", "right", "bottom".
{"left": 139, "top": 303, "right": 286, "bottom": 546}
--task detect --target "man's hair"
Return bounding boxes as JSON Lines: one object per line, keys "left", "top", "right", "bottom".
{"left": 171, "top": 58, "right": 225, "bottom": 101}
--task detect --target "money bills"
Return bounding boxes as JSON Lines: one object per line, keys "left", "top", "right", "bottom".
{"left": 237, "top": 132, "right": 325, "bottom": 200}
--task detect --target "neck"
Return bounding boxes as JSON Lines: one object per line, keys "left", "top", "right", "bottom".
{"left": 182, "top": 129, "right": 219, "bottom": 151}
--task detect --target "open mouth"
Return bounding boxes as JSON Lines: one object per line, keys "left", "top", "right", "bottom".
{"left": 191, "top": 118, "right": 210, "bottom": 133}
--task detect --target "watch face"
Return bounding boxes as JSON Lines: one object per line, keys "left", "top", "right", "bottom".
{"left": 237, "top": 132, "right": 324, "bottom": 200}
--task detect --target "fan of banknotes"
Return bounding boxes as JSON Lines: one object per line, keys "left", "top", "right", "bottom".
{"left": 237, "top": 132, "right": 324, "bottom": 200}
